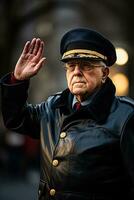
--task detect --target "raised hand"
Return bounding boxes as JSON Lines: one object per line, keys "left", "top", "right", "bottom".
{"left": 14, "top": 38, "right": 46, "bottom": 80}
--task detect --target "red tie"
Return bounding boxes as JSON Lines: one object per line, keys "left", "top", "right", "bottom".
{"left": 74, "top": 102, "right": 81, "bottom": 110}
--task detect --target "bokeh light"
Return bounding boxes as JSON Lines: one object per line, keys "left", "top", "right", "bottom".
{"left": 116, "top": 48, "right": 128, "bottom": 65}
{"left": 111, "top": 73, "right": 129, "bottom": 95}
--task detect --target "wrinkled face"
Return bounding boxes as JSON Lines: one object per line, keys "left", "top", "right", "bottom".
{"left": 65, "top": 59, "right": 109, "bottom": 101}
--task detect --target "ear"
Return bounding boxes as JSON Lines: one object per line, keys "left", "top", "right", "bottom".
{"left": 102, "top": 67, "right": 109, "bottom": 83}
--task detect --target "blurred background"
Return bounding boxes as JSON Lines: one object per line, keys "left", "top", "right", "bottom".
{"left": 0, "top": 0, "right": 134, "bottom": 199}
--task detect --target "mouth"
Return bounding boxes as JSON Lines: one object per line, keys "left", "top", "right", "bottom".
{"left": 72, "top": 82, "right": 86, "bottom": 88}
{"left": 73, "top": 81, "right": 85, "bottom": 85}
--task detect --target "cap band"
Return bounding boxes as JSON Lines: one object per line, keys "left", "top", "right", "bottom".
{"left": 62, "top": 49, "right": 107, "bottom": 60}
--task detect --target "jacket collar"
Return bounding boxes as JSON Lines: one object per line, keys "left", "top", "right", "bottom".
{"left": 54, "top": 77, "right": 116, "bottom": 122}
{"left": 87, "top": 77, "right": 116, "bottom": 121}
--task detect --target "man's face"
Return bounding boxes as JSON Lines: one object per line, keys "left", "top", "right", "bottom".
{"left": 65, "top": 59, "right": 109, "bottom": 101}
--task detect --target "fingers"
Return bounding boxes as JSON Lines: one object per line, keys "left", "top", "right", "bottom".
{"left": 29, "top": 38, "right": 36, "bottom": 54}
{"left": 28, "top": 38, "right": 44, "bottom": 55}
{"left": 21, "top": 38, "right": 36, "bottom": 55}
{"left": 22, "top": 41, "right": 30, "bottom": 55}
{"left": 22, "top": 38, "right": 44, "bottom": 57}
{"left": 36, "top": 41, "right": 44, "bottom": 59}
{"left": 32, "top": 38, "right": 42, "bottom": 55}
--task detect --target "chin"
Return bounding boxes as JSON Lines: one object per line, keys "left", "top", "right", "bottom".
{"left": 73, "top": 89, "right": 86, "bottom": 95}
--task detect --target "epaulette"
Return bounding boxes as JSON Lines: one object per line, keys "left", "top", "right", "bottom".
{"left": 117, "top": 96, "right": 134, "bottom": 107}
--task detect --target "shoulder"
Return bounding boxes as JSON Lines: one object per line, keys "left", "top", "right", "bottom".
{"left": 45, "top": 91, "right": 63, "bottom": 107}
{"left": 46, "top": 88, "right": 72, "bottom": 110}
{"left": 116, "top": 96, "right": 134, "bottom": 119}
{"left": 47, "top": 91, "right": 62, "bottom": 101}
{"left": 116, "top": 96, "right": 134, "bottom": 108}
{"left": 117, "top": 97, "right": 134, "bottom": 133}
{"left": 110, "top": 96, "right": 134, "bottom": 128}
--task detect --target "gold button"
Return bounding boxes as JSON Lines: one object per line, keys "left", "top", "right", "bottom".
{"left": 52, "top": 159, "right": 59, "bottom": 166}
{"left": 60, "top": 132, "right": 67, "bottom": 139}
{"left": 49, "top": 188, "right": 56, "bottom": 196}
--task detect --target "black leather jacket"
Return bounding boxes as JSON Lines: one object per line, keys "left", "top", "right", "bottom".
{"left": 1, "top": 74, "right": 134, "bottom": 200}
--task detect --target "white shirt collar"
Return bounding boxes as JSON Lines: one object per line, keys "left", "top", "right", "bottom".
{"left": 72, "top": 90, "right": 98, "bottom": 109}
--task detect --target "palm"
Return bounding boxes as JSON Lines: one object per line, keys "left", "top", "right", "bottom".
{"left": 14, "top": 38, "right": 46, "bottom": 80}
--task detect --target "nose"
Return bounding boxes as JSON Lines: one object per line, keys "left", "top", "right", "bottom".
{"left": 73, "top": 64, "right": 82, "bottom": 75}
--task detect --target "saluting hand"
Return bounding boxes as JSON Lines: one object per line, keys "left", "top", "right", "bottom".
{"left": 14, "top": 38, "right": 46, "bottom": 80}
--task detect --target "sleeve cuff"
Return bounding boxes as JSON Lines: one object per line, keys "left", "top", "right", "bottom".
{"left": 10, "top": 72, "right": 22, "bottom": 84}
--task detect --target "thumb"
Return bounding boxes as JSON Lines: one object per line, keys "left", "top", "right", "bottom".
{"left": 34, "top": 57, "right": 46, "bottom": 73}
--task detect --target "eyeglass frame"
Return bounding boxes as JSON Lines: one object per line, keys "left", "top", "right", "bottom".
{"left": 63, "top": 59, "right": 107, "bottom": 72}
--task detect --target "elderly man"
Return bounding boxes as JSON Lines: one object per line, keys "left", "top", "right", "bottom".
{"left": 1, "top": 28, "right": 134, "bottom": 200}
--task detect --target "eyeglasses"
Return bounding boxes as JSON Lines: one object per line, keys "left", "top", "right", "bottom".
{"left": 64, "top": 60, "right": 106, "bottom": 72}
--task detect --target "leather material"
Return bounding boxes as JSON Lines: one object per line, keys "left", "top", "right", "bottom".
{"left": 1, "top": 74, "right": 134, "bottom": 200}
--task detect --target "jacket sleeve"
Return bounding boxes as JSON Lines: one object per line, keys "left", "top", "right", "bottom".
{"left": 0, "top": 73, "right": 40, "bottom": 139}
{"left": 120, "top": 112, "right": 134, "bottom": 199}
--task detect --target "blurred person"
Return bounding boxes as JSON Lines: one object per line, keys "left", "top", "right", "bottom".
{"left": 0, "top": 28, "right": 134, "bottom": 200}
